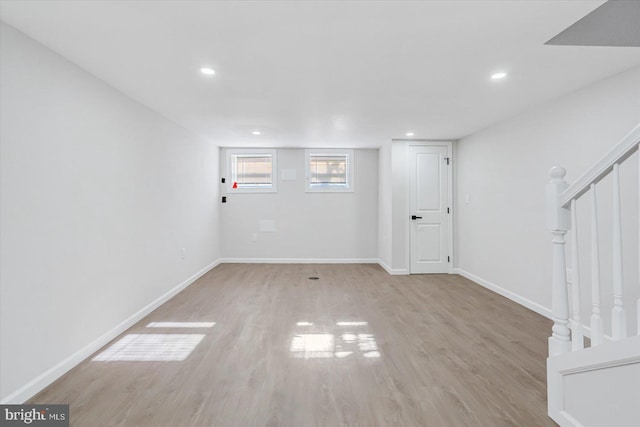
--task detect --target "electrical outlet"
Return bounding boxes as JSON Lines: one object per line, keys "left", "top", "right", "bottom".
{"left": 181, "top": 248, "right": 186, "bottom": 259}
{"left": 251, "top": 233, "right": 258, "bottom": 242}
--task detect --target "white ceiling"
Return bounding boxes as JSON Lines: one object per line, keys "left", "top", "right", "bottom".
{"left": 1, "top": 0, "right": 639, "bottom": 148}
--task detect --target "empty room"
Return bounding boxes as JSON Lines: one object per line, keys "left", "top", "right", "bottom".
{"left": 1, "top": 1, "right": 639, "bottom": 426}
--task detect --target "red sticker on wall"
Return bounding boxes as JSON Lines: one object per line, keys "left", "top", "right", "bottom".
{"left": 232, "top": 182, "right": 238, "bottom": 189}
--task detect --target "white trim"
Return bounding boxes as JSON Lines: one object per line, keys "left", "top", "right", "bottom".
{"left": 304, "top": 148, "right": 355, "bottom": 193}
{"left": 221, "top": 258, "right": 409, "bottom": 273}
{"left": 578, "top": 323, "right": 613, "bottom": 343}
{"left": 560, "top": 123, "right": 640, "bottom": 207}
{"left": 447, "top": 142, "right": 454, "bottom": 274}
{"left": 225, "top": 148, "right": 278, "bottom": 193}
{"left": 219, "top": 258, "right": 378, "bottom": 264}
{"left": 1, "top": 259, "right": 221, "bottom": 404}
{"left": 547, "top": 335, "right": 640, "bottom": 426}
{"left": 377, "top": 259, "right": 409, "bottom": 275}
{"left": 453, "top": 268, "right": 614, "bottom": 342}
{"left": 404, "top": 140, "right": 454, "bottom": 274}
{"left": 453, "top": 268, "right": 552, "bottom": 319}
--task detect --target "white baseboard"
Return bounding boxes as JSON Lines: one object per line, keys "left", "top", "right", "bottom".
{"left": 1, "top": 259, "right": 221, "bottom": 404}
{"left": 219, "top": 258, "right": 410, "bottom": 275}
{"left": 453, "top": 269, "right": 614, "bottom": 344}
{"left": 570, "top": 319, "right": 613, "bottom": 343}
{"left": 377, "top": 259, "right": 409, "bottom": 275}
{"left": 219, "top": 257, "right": 379, "bottom": 264}
{"left": 453, "top": 268, "right": 552, "bottom": 319}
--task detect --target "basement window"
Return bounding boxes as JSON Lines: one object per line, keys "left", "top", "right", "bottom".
{"left": 226, "top": 149, "right": 277, "bottom": 193}
{"left": 305, "top": 149, "right": 354, "bottom": 192}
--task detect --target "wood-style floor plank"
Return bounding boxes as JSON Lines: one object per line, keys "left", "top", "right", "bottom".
{"left": 30, "top": 264, "right": 555, "bottom": 426}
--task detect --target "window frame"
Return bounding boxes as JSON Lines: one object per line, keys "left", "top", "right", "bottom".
{"left": 304, "top": 148, "right": 354, "bottom": 193}
{"left": 226, "top": 148, "right": 277, "bottom": 193}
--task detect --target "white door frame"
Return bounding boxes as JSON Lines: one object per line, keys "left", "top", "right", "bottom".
{"left": 404, "top": 140, "right": 453, "bottom": 274}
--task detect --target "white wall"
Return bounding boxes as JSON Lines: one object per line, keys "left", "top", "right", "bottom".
{"left": 378, "top": 144, "right": 392, "bottom": 271}
{"left": 0, "top": 22, "right": 221, "bottom": 402}
{"left": 220, "top": 148, "right": 378, "bottom": 261}
{"left": 390, "top": 141, "right": 409, "bottom": 272}
{"left": 564, "top": 358, "right": 640, "bottom": 426}
{"left": 455, "top": 66, "right": 640, "bottom": 334}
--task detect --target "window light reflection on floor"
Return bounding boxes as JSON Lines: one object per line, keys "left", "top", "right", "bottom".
{"left": 290, "top": 321, "right": 380, "bottom": 359}
{"left": 146, "top": 322, "right": 215, "bottom": 328}
{"left": 290, "top": 334, "right": 334, "bottom": 358}
{"left": 92, "top": 334, "right": 205, "bottom": 362}
{"left": 336, "top": 321, "right": 368, "bottom": 326}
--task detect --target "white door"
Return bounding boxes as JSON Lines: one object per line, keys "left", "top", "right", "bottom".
{"left": 409, "top": 145, "right": 451, "bottom": 274}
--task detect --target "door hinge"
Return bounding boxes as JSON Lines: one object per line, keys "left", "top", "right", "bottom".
{"left": 447, "top": 207, "right": 450, "bottom": 214}
{"left": 448, "top": 256, "right": 450, "bottom": 263}
{"left": 444, "top": 157, "right": 450, "bottom": 165}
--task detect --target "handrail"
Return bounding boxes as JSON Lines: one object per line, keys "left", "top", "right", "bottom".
{"left": 547, "top": 122, "right": 640, "bottom": 425}
{"left": 560, "top": 123, "right": 640, "bottom": 208}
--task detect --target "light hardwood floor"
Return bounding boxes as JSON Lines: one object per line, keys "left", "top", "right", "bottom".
{"left": 31, "top": 264, "right": 556, "bottom": 426}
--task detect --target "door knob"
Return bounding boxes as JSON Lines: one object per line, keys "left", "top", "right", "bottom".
{"left": 411, "top": 215, "right": 422, "bottom": 220}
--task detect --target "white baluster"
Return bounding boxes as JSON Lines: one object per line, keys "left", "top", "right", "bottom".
{"left": 547, "top": 166, "right": 571, "bottom": 356}
{"left": 612, "top": 163, "right": 627, "bottom": 340}
{"left": 590, "top": 184, "right": 604, "bottom": 346}
{"left": 570, "top": 199, "right": 584, "bottom": 350}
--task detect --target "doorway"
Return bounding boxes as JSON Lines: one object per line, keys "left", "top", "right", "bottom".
{"left": 408, "top": 143, "right": 452, "bottom": 274}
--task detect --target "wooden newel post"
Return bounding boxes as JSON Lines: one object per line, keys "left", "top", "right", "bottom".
{"left": 546, "top": 166, "right": 571, "bottom": 356}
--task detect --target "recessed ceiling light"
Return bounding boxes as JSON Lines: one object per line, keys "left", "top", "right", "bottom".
{"left": 406, "top": 132, "right": 415, "bottom": 137}
{"left": 491, "top": 72, "right": 507, "bottom": 80}
{"left": 200, "top": 67, "right": 215, "bottom": 76}
{"left": 251, "top": 130, "right": 261, "bottom": 135}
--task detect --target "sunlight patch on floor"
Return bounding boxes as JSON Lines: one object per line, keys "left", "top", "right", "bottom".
{"left": 290, "top": 321, "right": 380, "bottom": 359}
{"left": 146, "top": 322, "right": 215, "bottom": 328}
{"left": 92, "top": 334, "right": 205, "bottom": 361}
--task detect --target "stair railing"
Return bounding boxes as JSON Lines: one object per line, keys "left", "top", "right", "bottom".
{"left": 546, "top": 123, "right": 640, "bottom": 356}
